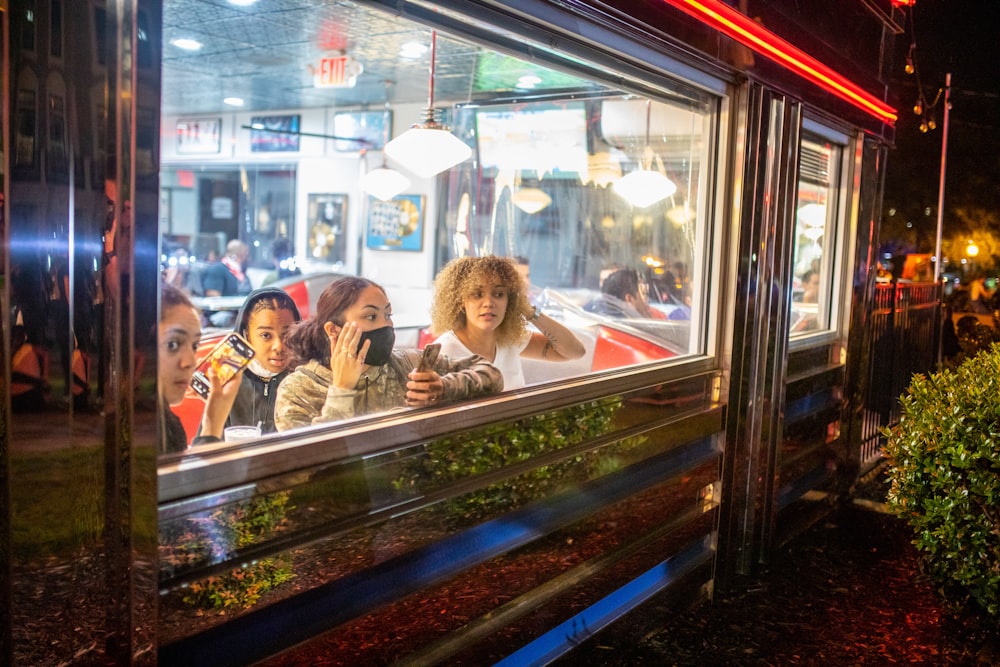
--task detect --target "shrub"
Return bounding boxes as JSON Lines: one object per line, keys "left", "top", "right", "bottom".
{"left": 394, "top": 397, "right": 645, "bottom": 525}
{"left": 884, "top": 342, "right": 1000, "bottom": 619}
{"left": 159, "top": 491, "right": 295, "bottom": 609}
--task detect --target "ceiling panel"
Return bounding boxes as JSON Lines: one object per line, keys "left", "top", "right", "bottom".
{"left": 161, "top": 0, "right": 470, "bottom": 116}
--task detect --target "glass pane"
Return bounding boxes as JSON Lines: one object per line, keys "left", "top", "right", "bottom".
{"left": 790, "top": 135, "right": 841, "bottom": 334}
{"left": 157, "top": 1, "right": 719, "bottom": 449}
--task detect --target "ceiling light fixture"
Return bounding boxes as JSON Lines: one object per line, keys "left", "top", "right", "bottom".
{"left": 223, "top": 97, "right": 245, "bottom": 106}
{"left": 384, "top": 31, "right": 472, "bottom": 179}
{"left": 361, "top": 89, "right": 411, "bottom": 201}
{"left": 613, "top": 101, "right": 676, "bottom": 208}
{"left": 169, "top": 37, "right": 203, "bottom": 51}
{"left": 512, "top": 187, "right": 552, "bottom": 214}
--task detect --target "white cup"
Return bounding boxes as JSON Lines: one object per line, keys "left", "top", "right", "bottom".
{"left": 224, "top": 425, "right": 262, "bottom": 443}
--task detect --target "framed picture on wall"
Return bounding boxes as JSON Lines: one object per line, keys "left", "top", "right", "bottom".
{"left": 250, "top": 115, "right": 301, "bottom": 152}
{"left": 366, "top": 195, "right": 424, "bottom": 251}
{"left": 176, "top": 117, "right": 221, "bottom": 155}
{"left": 333, "top": 110, "right": 390, "bottom": 152}
{"left": 307, "top": 194, "right": 348, "bottom": 264}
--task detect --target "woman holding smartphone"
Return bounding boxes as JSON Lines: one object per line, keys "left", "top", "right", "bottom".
{"left": 212, "top": 287, "right": 301, "bottom": 437}
{"left": 274, "top": 277, "right": 503, "bottom": 431}
{"left": 158, "top": 283, "right": 243, "bottom": 453}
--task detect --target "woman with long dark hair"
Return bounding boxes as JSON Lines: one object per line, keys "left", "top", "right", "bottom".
{"left": 274, "top": 277, "right": 502, "bottom": 431}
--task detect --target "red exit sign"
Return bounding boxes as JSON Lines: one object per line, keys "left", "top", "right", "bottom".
{"left": 314, "top": 55, "right": 362, "bottom": 88}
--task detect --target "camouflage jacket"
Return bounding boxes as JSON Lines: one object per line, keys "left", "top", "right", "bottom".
{"left": 274, "top": 349, "right": 503, "bottom": 431}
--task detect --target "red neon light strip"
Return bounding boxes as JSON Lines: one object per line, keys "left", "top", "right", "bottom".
{"left": 661, "top": 0, "right": 898, "bottom": 124}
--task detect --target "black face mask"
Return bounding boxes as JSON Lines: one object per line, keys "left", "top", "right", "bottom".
{"left": 358, "top": 325, "right": 395, "bottom": 366}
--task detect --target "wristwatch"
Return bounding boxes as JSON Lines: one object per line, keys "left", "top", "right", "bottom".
{"left": 530, "top": 305, "right": 542, "bottom": 321}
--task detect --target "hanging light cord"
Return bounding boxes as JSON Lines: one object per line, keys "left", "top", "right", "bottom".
{"left": 427, "top": 31, "right": 437, "bottom": 111}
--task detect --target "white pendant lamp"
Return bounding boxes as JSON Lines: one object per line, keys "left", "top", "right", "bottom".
{"left": 361, "top": 166, "right": 411, "bottom": 201}
{"left": 361, "top": 97, "right": 411, "bottom": 201}
{"left": 613, "top": 100, "right": 676, "bottom": 208}
{"left": 384, "top": 31, "right": 472, "bottom": 178}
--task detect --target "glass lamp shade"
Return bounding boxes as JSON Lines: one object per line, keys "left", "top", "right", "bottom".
{"left": 360, "top": 167, "right": 410, "bottom": 201}
{"left": 384, "top": 123, "right": 472, "bottom": 178}
{"left": 613, "top": 169, "right": 677, "bottom": 208}
{"left": 512, "top": 188, "right": 552, "bottom": 215}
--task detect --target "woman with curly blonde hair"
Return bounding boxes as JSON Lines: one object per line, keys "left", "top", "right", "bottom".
{"left": 430, "top": 256, "right": 584, "bottom": 390}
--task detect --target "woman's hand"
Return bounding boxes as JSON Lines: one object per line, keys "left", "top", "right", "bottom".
{"left": 199, "top": 365, "right": 245, "bottom": 440}
{"left": 406, "top": 369, "right": 444, "bottom": 406}
{"left": 329, "top": 321, "right": 370, "bottom": 389}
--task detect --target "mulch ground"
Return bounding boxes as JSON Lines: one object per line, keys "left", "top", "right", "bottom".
{"left": 563, "top": 478, "right": 1000, "bottom": 666}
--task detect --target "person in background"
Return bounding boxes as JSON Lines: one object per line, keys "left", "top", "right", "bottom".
{"left": 158, "top": 283, "right": 242, "bottom": 454}
{"left": 202, "top": 239, "right": 252, "bottom": 297}
{"left": 800, "top": 269, "right": 821, "bottom": 303}
{"left": 162, "top": 243, "right": 192, "bottom": 293}
{"left": 274, "top": 276, "right": 503, "bottom": 431}
{"left": 10, "top": 325, "right": 48, "bottom": 412}
{"left": 220, "top": 287, "right": 301, "bottom": 435}
{"left": 968, "top": 273, "right": 997, "bottom": 314}
{"left": 430, "top": 256, "right": 585, "bottom": 390}
{"left": 585, "top": 268, "right": 666, "bottom": 320}
{"left": 263, "top": 237, "right": 302, "bottom": 285}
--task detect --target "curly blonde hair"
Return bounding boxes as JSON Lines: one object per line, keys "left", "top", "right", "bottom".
{"left": 430, "top": 256, "right": 530, "bottom": 347}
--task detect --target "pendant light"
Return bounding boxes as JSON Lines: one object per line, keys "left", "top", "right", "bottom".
{"left": 360, "top": 89, "right": 411, "bottom": 201}
{"left": 384, "top": 31, "right": 472, "bottom": 178}
{"left": 613, "top": 100, "right": 676, "bottom": 208}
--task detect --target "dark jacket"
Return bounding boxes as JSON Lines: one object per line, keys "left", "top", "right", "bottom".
{"left": 162, "top": 399, "right": 189, "bottom": 454}
{"left": 227, "top": 287, "right": 302, "bottom": 434}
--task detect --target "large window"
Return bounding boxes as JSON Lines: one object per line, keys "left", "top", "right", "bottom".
{"left": 157, "top": 1, "right": 720, "bottom": 449}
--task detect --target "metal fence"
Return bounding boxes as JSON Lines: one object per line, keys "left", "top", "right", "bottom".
{"left": 858, "top": 281, "right": 943, "bottom": 468}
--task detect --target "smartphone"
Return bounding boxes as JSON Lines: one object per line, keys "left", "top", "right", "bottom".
{"left": 190, "top": 332, "right": 255, "bottom": 400}
{"left": 416, "top": 343, "right": 441, "bottom": 373}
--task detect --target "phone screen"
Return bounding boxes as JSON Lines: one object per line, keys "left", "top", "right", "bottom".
{"left": 190, "top": 333, "right": 255, "bottom": 399}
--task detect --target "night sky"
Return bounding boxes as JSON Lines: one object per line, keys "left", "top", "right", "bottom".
{"left": 882, "top": 0, "right": 1000, "bottom": 255}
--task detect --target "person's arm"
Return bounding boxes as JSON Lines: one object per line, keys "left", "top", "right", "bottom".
{"left": 520, "top": 306, "right": 585, "bottom": 361}
{"left": 427, "top": 351, "right": 504, "bottom": 402}
{"left": 274, "top": 365, "right": 358, "bottom": 430}
{"left": 200, "top": 263, "right": 225, "bottom": 297}
{"left": 194, "top": 366, "right": 245, "bottom": 442}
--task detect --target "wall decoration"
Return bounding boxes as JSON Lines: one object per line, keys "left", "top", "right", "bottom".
{"left": 250, "top": 115, "right": 301, "bottom": 153}
{"left": 307, "top": 194, "right": 348, "bottom": 264}
{"left": 366, "top": 195, "right": 424, "bottom": 251}
{"left": 176, "top": 117, "right": 221, "bottom": 155}
{"left": 333, "top": 110, "right": 390, "bottom": 152}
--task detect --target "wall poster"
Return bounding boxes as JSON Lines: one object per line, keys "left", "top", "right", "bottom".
{"left": 307, "top": 193, "right": 348, "bottom": 264}
{"left": 250, "top": 115, "right": 301, "bottom": 153}
{"left": 176, "top": 117, "right": 221, "bottom": 155}
{"left": 366, "top": 195, "right": 424, "bottom": 252}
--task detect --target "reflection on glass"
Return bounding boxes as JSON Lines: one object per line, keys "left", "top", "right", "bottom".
{"left": 790, "top": 136, "right": 841, "bottom": 334}
{"left": 157, "top": 1, "right": 716, "bottom": 445}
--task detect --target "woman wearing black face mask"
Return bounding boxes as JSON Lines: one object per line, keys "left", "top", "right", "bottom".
{"left": 274, "top": 277, "right": 503, "bottom": 431}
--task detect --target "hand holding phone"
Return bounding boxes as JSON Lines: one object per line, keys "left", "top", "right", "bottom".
{"left": 191, "top": 333, "right": 255, "bottom": 400}
{"left": 416, "top": 343, "right": 441, "bottom": 373}
{"left": 407, "top": 343, "right": 442, "bottom": 407}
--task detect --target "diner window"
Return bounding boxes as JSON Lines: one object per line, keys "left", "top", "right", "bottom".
{"left": 156, "top": 0, "right": 721, "bottom": 449}
{"left": 790, "top": 134, "right": 843, "bottom": 335}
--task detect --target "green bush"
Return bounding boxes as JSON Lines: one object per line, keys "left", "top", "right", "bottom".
{"left": 394, "top": 397, "right": 644, "bottom": 524}
{"left": 159, "top": 491, "right": 295, "bottom": 609}
{"left": 884, "top": 342, "right": 1000, "bottom": 619}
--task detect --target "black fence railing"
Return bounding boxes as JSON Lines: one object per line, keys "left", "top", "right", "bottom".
{"left": 859, "top": 281, "right": 943, "bottom": 467}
